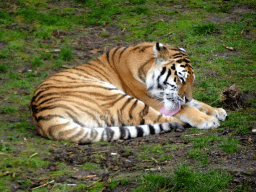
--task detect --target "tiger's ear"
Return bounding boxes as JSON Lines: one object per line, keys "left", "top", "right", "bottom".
{"left": 153, "top": 42, "right": 167, "bottom": 59}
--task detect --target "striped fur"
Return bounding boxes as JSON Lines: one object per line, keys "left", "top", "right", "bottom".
{"left": 30, "top": 42, "right": 227, "bottom": 144}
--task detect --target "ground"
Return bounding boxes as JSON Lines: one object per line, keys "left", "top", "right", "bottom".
{"left": 0, "top": 0, "right": 256, "bottom": 191}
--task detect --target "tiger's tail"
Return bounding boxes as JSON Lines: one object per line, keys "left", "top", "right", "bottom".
{"left": 36, "top": 118, "right": 184, "bottom": 144}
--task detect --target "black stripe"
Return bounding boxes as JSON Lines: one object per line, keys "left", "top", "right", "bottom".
{"left": 94, "top": 58, "right": 106, "bottom": 67}
{"left": 36, "top": 84, "right": 118, "bottom": 91}
{"left": 120, "top": 97, "right": 133, "bottom": 112}
{"left": 66, "top": 111, "right": 84, "bottom": 127}
{"left": 160, "top": 67, "right": 167, "bottom": 75}
{"left": 139, "top": 45, "right": 152, "bottom": 52}
{"left": 84, "top": 65, "right": 112, "bottom": 82}
{"left": 183, "top": 59, "right": 190, "bottom": 64}
{"left": 173, "top": 53, "right": 181, "bottom": 58}
{"left": 157, "top": 67, "right": 166, "bottom": 89}
{"left": 36, "top": 104, "right": 79, "bottom": 114}
{"left": 171, "top": 64, "right": 176, "bottom": 70}
{"left": 129, "top": 99, "right": 138, "bottom": 119}
{"left": 132, "top": 46, "right": 140, "bottom": 51}
{"left": 176, "top": 59, "right": 183, "bottom": 63}
{"left": 140, "top": 119, "right": 145, "bottom": 125}
{"left": 119, "top": 127, "right": 126, "bottom": 139}
{"left": 139, "top": 104, "right": 149, "bottom": 117}
{"left": 37, "top": 97, "right": 61, "bottom": 106}
{"left": 163, "top": 69, "right": 172, "bottom": 84}
{"left": 54, "top": 74, "right": 80, "bottom": 80}
{"left": 37, "top": 114, "right": 64, "bottom": 121}
{"left": 101, "top": 94, "right": 127, "bottom": 108}
{"left": 149, "top": 125, "right": 155, "bottom": 135}
{"left": 106, "top": 50, "right": 110, "bottom": 64}
{"left": 159, "top": 124, "right": 163, "bottom": 132}
{"left": 136, "top": 126, "right": 144, "bottom": 137}
{"left": 118, "top": 46, "right": 128, "bottom": 62}
{"left": 105, "top": 127, "right": 115, "bottom": 141}
{"left": 112, "top": 47, "right": 121, "bottom": 65}
{"left": 127, "top": 128, "right": 131, "bottom": 139}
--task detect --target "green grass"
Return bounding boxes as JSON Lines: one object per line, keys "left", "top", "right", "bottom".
{"left": 83, "top": 162, "right": 100, "bottom": 170}
{"left": 0, "top": 0, "right": 255, "bottom": 191}
{"left": 191, "top": 134, "right": 220, "bottom": 148}
{"left": 59, "top": 46, "right": 74, "bottom": 61}
{"left": 219, "top": 138, "right": 240, "bottom": 154}
{"left": 172, "top": 164, "right": 232, "bottom": 192}
{"left": 134, "top": 164, "right": 232, "bottom": 192}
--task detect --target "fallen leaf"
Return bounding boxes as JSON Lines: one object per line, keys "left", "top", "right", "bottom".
{"left": 37, "top": 48, "right": 50, "bottom": 52}
{"left": 90, "top": 48, "right": 102, "bottom": 54}
{"left": 223, "top": 44, "right": 235, "bottom": 51}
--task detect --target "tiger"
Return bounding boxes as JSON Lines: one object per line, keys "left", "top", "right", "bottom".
{"left": 30, "top": 42, "right": 227, "bottom": 144}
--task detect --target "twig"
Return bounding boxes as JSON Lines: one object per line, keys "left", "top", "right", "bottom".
{"left": 110, "top": 170, "right": 120, "bottom": 179}
{"left": 32, "top": 180, "right": 54, "bottom": 190}
{"left": 30, "top": 153, "right": 38, "bottom": 158}
{"left": 0, "top": 153, "right": 12, "bottom": 156}
{"left": 151, "top": 157, "right": 158, "bottom": 163}
{"left": 61, "top": 65, "right": 73, "bottom": 69}
{"left": 87, "top": 179, "right": 101, "bottom": 188}
{"left": 184, "top": 133, "right": 204, "bottom": 137}
{"left": 92, "top": 151, "right": 108, "bottom": 153}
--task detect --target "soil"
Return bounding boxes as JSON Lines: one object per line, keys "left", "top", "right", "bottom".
{"left": 1, "top": 1, "right": 256, "bottom": 191}
{"left": 8, "top": 131, "right": 256, "bottom": 191}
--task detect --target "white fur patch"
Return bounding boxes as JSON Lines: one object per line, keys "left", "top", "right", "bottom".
{"left": 176, "top": 64, "right": 188, "bottom": 82}
{"left": 179, "top": 48, "right": 186, "bottom": 52}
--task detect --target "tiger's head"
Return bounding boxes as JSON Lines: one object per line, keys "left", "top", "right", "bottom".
{"left": 146, "top": 42, "right": 194, "bottom": 110}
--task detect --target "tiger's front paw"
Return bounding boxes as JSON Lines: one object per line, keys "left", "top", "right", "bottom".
{"left": 196, "top": 115, "right": 220, "bottom": 129}
{"left": 211, "top": 108, "right": 227, "bottom": 121}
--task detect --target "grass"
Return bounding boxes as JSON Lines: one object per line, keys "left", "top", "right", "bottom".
{"left": 0, "top": 0, "right": 255, "bottom": 191}
{"left": 83, "top": 162, "right": 100, "bottom": 170}
{"left": 134, "top": 164, "right": 232, "bottom": 192}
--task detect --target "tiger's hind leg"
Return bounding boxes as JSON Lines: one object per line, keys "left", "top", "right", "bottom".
{"left": 34, "top": 82, "right": 186, "bottom": 144}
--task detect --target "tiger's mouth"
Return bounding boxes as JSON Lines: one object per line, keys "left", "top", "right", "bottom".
{"left": 163, "top": 92, "right": 185, "bottom": 111}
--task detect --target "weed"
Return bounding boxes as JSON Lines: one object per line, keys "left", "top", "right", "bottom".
{"left": 164, "top": 144, "right": 179, "bottom": 151}
{"left": 187, "top": 149, "right": 205, "bottom": 160}
{"left": 36, "top": 28, "right": 53, "bottom": 39}
{"left": 91, "top": 141, "right": 111, "bottom": 146}
{"left": 0, "top": 143, "right": 13, "bottom": 153}
{"left": 108, "top": 179, "right": 119, "bottom": 189}
{"left": 192, "top": 23, "right": 218, "bottom": 35}
{"left": 0, "top": 63, "right": 8, "bottom": 72}
{"left": 20, "top": 179, "right": 32, "bottom": 187}
{"left": 100, "top": 31, "right": 109, "bottom": 37}
{"left": 187, "top": 149, "right": 209, "bottom": 165}
{"left": 134, "top": 173, "right": 172, "bottom": 192}
{"left": 142, "top": 144, "right": 164, "bottom": 155}
{"left": 89, "top": 182, "right": 105, "bottom": 192}
{"left": 158, "top": 154, "right": 173, "bottom": 161}
{"left": 83, "top": 162, "right": 100, "bottom": 170}
{"left": 172, "top": 164, "right": 232, "bottom": 191}
{"left": 74, "top": 183, "right": 87, "bottom": 191}
{"left": 219, "top": 138, "right": 240, "bottom": 153}
{"left": 59, "top": 46, "right": 73, "bottom": 61}
{"left": 1, "top": 106, "right": 18, "bottom": 113}
{"left": 50, "top": 170, "right": 67, "bottom": 178}
{"left": 129, "top": 0, "right": 146, "bottom": 5}
{"left": 192, "top": 134, "right": 220, "bottom": 148}
{"left": 31, "top": 55, "right": 44, "bottom": 67}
